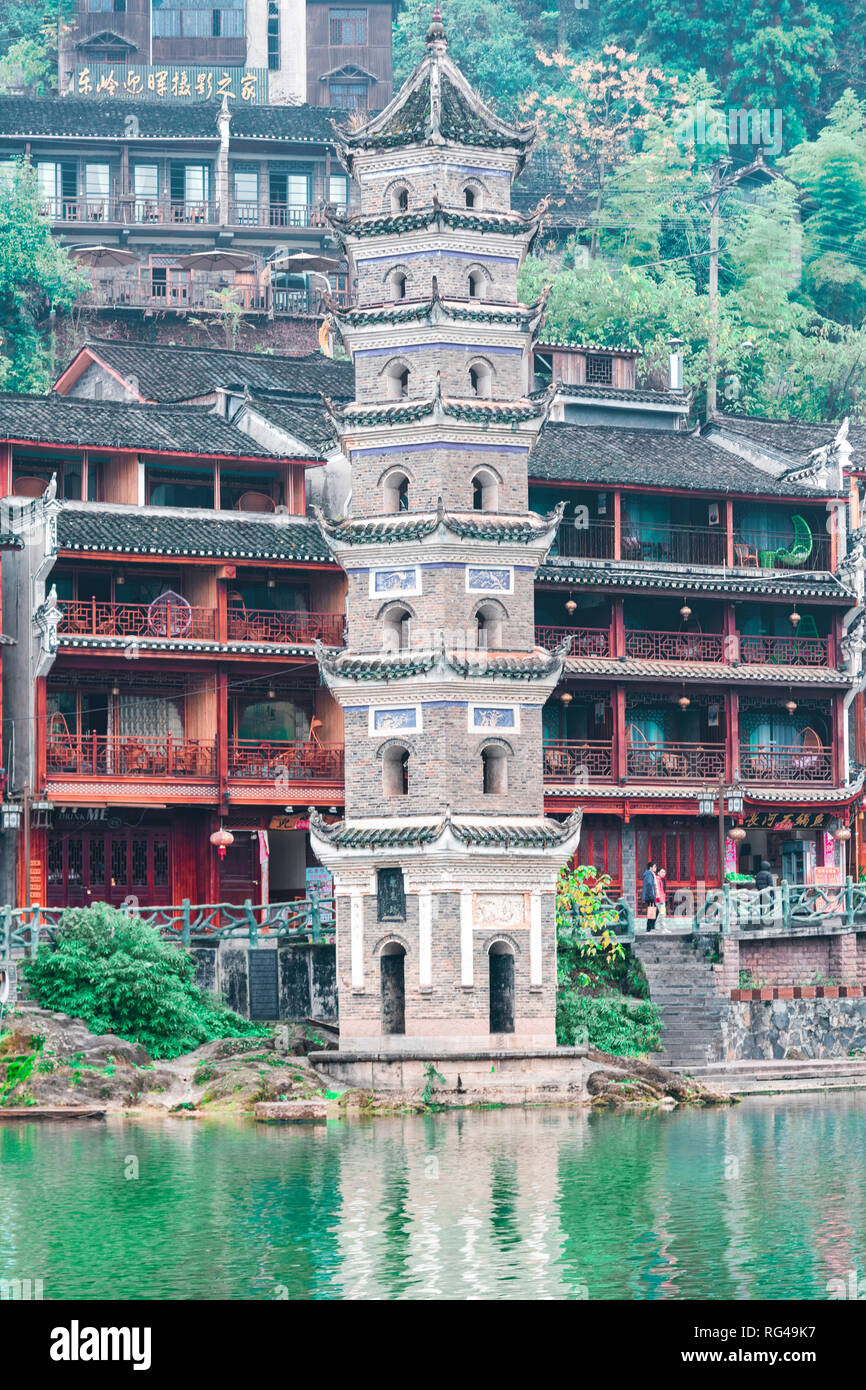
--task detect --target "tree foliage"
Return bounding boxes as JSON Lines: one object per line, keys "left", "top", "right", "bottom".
{"left": 0, "top": 161, "right": 84, "bottom": 390}
{"left": 393, "top": 0, "right": 538, "bottom": 113}
{"left": 22, "top": 903, "right": 268, "bottom": 1060}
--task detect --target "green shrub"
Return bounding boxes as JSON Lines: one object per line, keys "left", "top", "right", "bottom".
{"left": 22, "top": 903, "right": 268, "bottom": 1060}
{"left": 556, "top": 991, "right": 661, "bottom": 1056}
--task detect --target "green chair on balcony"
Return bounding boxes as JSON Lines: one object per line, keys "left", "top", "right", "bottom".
{"left": 759, "top": 515, "right": 813, "bottom": 569}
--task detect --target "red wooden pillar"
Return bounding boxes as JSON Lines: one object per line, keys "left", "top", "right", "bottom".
{"left": 34, "top": 677, "right": 47, "bottom": 795}
{"left": 723, "top": 603, "right": 738, "bottom": 664}
{"left": 613, "top": 490, "right": 621, "bottom": 561}
{"left": 611, "top": 597, "right": 624, "bottom": 658}
{"left": 834, "top": 691, "right": 846, "bottom": 785}
{"left": 217, "top": 669, "right": 229, "bottom": 815}
{"left": 727, "top": 690, "right": 740, "bottom": 783}
{"left": 725, "top": 499, "right": 735, "bottom": 568}
{"left": 615, "top": 685, "right": 627, "bottom": 783}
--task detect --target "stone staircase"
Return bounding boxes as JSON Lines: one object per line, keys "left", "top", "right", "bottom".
{"left": 632, "top": 933, "right": 730, "bottom": 1069}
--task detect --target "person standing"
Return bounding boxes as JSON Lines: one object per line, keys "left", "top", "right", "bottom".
{"left": 656, "top": 866, "right": 667, "bottom": 919}
{"left": 642, "top": 860, "right": 659, "bottom": 930}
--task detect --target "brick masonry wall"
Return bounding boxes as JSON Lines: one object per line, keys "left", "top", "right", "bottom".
{"left": 352, "top": 342, "right": 525, "bottom": 403}
{"left": 354, "top": 249, "right": 519, "bottom": 305}
{"left": 345, "top": 441, "right": 530, "bottom": 516}
{"left": 355, "top": 159, "right": 515, "bottom": 219}
{"left": 335, "top": 888, "right": 556, "bottom": 1040}
{"left": 736, "top": 931, "right": 866, "bottom": 986}
{"left": 342, "top": 701, "right": 546, "bottom": 817}
{"left": 345, "top": 560, "right": 536, "bottom": 650}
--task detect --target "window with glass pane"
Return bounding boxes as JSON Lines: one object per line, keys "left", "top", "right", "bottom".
{"left": 185, "top": 165, "right": 209, "bottom": 204}
{"left": 328, "top": 173, "right": 348, "bottom": 210}
{"left": 233, "top": 176, "right": 260, "bottom": 224}
{"left": 268, "top": 1, "right": 280, "bottom": 68}
{"left": 152, "top": 8, "right": 180, "bottom": 35}
{"left": 330, "top": 7, "right": 367, "bottom": 43}
{"left": 85, "top": 163, "right": 110, "bottom": 217}
{"left": 133, "top": 163, "right": 158, "bottom": 220}
{"left": 329, "top": 81, "right": 367, "bottom": 110}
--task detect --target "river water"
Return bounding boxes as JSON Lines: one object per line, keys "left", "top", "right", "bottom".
{"left": 1, "top": 1093, "right": 864, "bottom": 1300}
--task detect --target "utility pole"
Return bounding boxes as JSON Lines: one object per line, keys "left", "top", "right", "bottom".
{"left": 704, "top": 150, "right": 771, "bottom": 422}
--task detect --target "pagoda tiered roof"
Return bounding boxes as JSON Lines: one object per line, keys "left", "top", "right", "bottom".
{"left": 315, "top": 642, "right": 567, "bottom": 683}
{"left": 309, "top": 809, "right": 581, "bottom": 851}
{"left": 333, "top": 286, "right": 548, "bottom": 331}
{"left": 326, "top": 392, "right": 550, "bottom": 429}
{"left": 316, "top": 500, "right": 562, "bottom": 547}
{"left": 328, "top": 202, "right": 545, "bottom": 246}
{"left": 333, "top": 21, "right": 536, "bottom": 172}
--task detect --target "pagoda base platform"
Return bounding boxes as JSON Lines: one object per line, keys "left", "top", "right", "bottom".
{"left": 310, "top": 1046, "right": 593, "bottom": 1105}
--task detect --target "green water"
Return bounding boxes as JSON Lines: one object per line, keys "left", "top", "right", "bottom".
{"left": 1, "top": 1094, "right": 865, "bottom": 1299}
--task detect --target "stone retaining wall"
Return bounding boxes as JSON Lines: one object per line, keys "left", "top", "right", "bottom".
{"left": 725, "top": 998, "right": 866, "bottom": 1060}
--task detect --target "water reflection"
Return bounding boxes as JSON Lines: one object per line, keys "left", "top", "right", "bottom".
{"left": 1, "top": 1095, "right": 865, "bottom": 1300}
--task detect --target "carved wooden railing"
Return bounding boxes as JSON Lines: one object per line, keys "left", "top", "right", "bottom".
{"left": 59, "top": 600, "right": 216, "bottom": 641}
{"left": 535, "top": 625, "right": 610, "bottom": 656}
{"left": 739, "top": 744, "right": 834, "bottom": 784}
{"left": 227, "top": 607, "right": 344, "bottom": 646}
{"left": 738, "top": 634, "right": 832, "bottom": 667}
{"left": 46, "top": 735, "right": 216, "bottom": 778}
{"left": 627, "top": 741, "right": 726, "bottom": 781}
{"left": 228, "top": 740, "right": 344, "bottom": 782}
{"left": 543, "top": 740, "right": 614, "bottom": 782}
{"left": 624, "top": 629, "right": 726, "bottom": 662}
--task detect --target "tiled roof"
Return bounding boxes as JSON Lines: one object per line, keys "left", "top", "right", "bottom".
{"left": 339, "top": 57, "right": 534, "bottom": 157}
{"left": 0, "top": 395, "right": 276, "bottom": 457}
{"left": 242, "top": 394, "right": 338, "bottom": 459}
{"left": 320, "top": 507, "right": 557, "bottom": 545}
{"left": 57, "top": 504, "right": 334, "bottom": 562}
{"left": 548, "top": 383, "right": 692, "bottom": 408}
{"left": 563, "top": 655, "right": 850, "bottom": 686}
{"left": 538, "top": 559, "right": 856, "bottom": 602}
{"left": 529, "top": 423, "right": 835, "bottom": 497}
{"left": 712, "top": 414, "right": 866, "bottom": 460}
{"left": 0, "top": 95, "right": 335, "bottom": 144}
{"left": 312, "top": 811, "right": 580, "bottom": 850}
{"left": 333, "top": 205, "right": 541, "bottom": 240}
{"left": 321, "top": 647, "right": 559, "bottom": 680}
{"left": 331, "top": 396, "right": 542, "bottom": 427}
{"left": 67, "top": 339, "right": 354, "bottom": 404}
{"left": 337, "top": 295, "right": 540, "bottom": 329}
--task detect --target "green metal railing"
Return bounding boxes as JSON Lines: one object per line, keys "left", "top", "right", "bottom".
{"left": 691, "top": 878, "right": 865, "bottom": 934}
{"left": 0, "top": 896, "right": 335, "bottom": 959}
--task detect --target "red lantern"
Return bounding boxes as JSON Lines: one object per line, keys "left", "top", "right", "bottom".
{"left": 210, "top": 827, "right": 234, "bottom": 860}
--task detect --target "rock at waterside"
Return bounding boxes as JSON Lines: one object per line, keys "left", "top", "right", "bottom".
{"left": 254, "top": 1099, "right": 327, "bottom": 1123}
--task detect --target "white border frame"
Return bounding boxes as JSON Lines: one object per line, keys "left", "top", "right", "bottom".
{"left": 468, "top": 703, "right": 520, "bottom": 734}
{"left": 368, "top": 704, "right": 423, "bottom": 736}
{"left": 465, "top": 564, "right": 514, "bottom": 595}
{"left": 369, "top": 565, "right": 422, "bottom": 598}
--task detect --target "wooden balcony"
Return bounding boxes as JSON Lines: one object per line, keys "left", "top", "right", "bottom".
{"left": 59, "top": 599, "right": 217, "bottom": 642}
{"left": 227, "top": 607, "right": 344, "bottom": 646}
{"left": 47, "top": 734, "right": 216, "bottom": 778}
{"left": 45, "top": 196, "right": 218, "bottom": 225}
{"left": 79, "top": 277, "right": 269, "bottom": 313}
{"left": 738, "top": 634, "right": 832, "bottom": 667}
{"left": 228, "top": 740, "right": 345, "bottom": 782}
{"left": 551, "top": 517, "right": 832, "bottom": 573}
{"left": 543, "top": 740, "right": 614, "bottom": 782}
{"left": 739, "top": 744, "right": 834, "bottom": 784}
{"left": 539, "top": 625, "right": 835, "bottom": 668}
{"left": 627, "top": 742, "right": 725, "bottom": 781}
{"left": 535, "top": 625, "right": 610, "bottom": 656}
{"left": 624, "top": 629, "right": 726, "bottom": 662}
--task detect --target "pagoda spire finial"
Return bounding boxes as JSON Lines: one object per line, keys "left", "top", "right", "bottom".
{"left": 426, "top": 4, "right": 447, "bottom": 50}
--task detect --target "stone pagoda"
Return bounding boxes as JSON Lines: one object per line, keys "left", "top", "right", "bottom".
{"left": 309, "top": 8, "right": 581, "bottom": 1051}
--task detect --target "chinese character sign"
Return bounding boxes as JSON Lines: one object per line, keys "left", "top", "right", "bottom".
{"left": 74, "top": 65, "right": 268, "bottom": 104}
